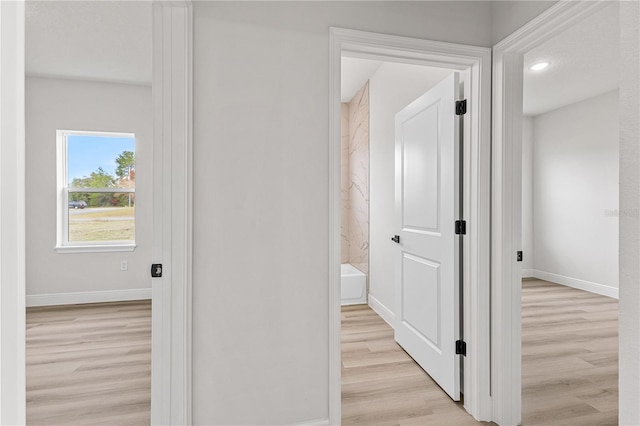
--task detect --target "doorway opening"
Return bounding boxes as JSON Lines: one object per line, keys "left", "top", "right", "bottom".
{"left": 492, "top": 1, "right": 621, "bottom": 423}
{"left": 519, "top": 3, "right": 619, "bottom": 424}
{"left": 24, "top": 1, "right": 153, "bottom": 423}
{"left": 340, "top": 58, "right": 467, "bottom": 424}
{"left": 329, "top": 28, "right": 492, "bottom": 424}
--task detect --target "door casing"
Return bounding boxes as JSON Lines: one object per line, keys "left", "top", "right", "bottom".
{"left": 0, "top": 1, "right": 26, "bottom": 423}
{"left": 329, "top": 28, "right": 492, "bottom": 424}
{"left": 151, "top": 2, "right": 193, "bottom": 425}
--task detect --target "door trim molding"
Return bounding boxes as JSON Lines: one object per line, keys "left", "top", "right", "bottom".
{"left": 0, "top": 1, "right": 26, "bottom": 423}
{"left": 491, "top": 1, "right": 611, "bottom": 424}
{"left": 151, "top": 1, "right": 193, "bottom": 424}
{"left": 329, "top": 28, "right": 492, "bottom": 424}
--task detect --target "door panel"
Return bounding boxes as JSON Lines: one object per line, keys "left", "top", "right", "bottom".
{"left": 402, "top": 102, "right": 440, "bottom": 231}
{"left": 402, "top": 254, "right": 441, "bottom": 350}
{"left": 394, "top": 72, "right": 461, "bottom": 401}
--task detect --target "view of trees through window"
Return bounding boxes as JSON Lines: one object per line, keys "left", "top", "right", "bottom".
{"left": 69, "top": 150, "right": 135, "bottom": 207}
{"left": 64, "top": 133, "right": 136, "bottom": 243}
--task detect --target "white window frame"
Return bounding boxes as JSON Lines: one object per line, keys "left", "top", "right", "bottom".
{"left": 55, "top": 129, "right": 137, "bottom": 253}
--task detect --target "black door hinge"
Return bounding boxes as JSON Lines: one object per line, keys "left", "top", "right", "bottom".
{"left": 456, "top": 340, "right": 467, "bottom": 356}
{"left": 151, "top": 264, "right": 163, "bottom": 278}
{"left": 455, "top": 220, "right": 466, "bottom": 235}
{"left": 456, "top": 99, "right": 467, "bottom": 116}
{"left": 517, "top": 251, "right": 523, "bottom": 262}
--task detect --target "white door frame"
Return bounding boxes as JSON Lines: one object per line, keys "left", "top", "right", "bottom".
{"left": 329, "top": 28, "right": 492, "bottom": 424}
{"left": 0, "top": 1, "right": 26, "bottom": 424}
{"left": 152, "top": 1, "right": 193, "bottom": 425}
{"left": 491, "top": 1, "right": 612, "bottom": 424}
{"left": 0, "top": 1, "right": 193, "bottom": 424}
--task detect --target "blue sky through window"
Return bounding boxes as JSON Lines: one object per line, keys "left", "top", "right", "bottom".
{"left": 67, "top": 134, "right": 135, "bottom": 184}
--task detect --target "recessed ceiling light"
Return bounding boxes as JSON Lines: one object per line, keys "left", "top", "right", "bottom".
{"left": 529, "top": 61, "right": 550, "bottom": 71}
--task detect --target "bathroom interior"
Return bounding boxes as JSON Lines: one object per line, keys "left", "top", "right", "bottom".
{"left": 339, "top": 56, "right": 453, "bottom": 314}
{"left": 339, "top": 69, "right": 369, "bottom": 306}
{"left": 339, "top": 57, "right": 461, "bottom": 421}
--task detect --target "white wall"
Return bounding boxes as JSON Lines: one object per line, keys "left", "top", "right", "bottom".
{"left": 368, "top": 62, "right": 452, "bottom": 321}
{"left": 531, "top": 90, "right": 619, "bottom": 296}
{"left": 619, "top": 1, "right": 640, "bottom": 423}
{"left": 25, "top": 77, "right": 152, "bottom": 303}
{"left": 521, "top": 117, "right": 534, "bottom": 275}
{"left": 191, "top": 2, "right": 492, "bottom": 424}
{"left": 490, "top": 1, "right": 557, "bottom": 44}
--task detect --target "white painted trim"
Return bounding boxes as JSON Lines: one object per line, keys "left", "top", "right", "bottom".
{"left": 290, "top": 418, "right": 330, "bottom": 426}
{"left": 151, "top": 2, "right": 193, "bottom": 425}
{"left": 493, "top": 1, "right": 609, "bottom": 52}
{"left": 0, "top": 1, "right": 26, "bottom": 424}
{"left": 521, "top": 269, "right": 534, "bottom": 278}
{"left": 330, "top": 27, "right": 492, "bottom": 424}
{"left": 491, "top": 2, "right": 613, "bottom": 425}
{"left": 68, "top": 188, "right": 135, "bottom": 193}
{"left": 25, "top": 72, "right": 152, "bottom": 88}
{"left": 368, "top": 294, "right": 395, "bottom": 328}
{"left": 55, "top": 129, "right": 137, "bottom": 250}
{"left": 26, "top": 289, "right": 152, "bottom": 307}
{"left": 328, "top": 29, "right": 342, "bottom": 426}
{"left": 54, "top": 244, "right": 137, "bottom": 254}
{"left": 531, "top": 270, "right": 618, "bottom": 299}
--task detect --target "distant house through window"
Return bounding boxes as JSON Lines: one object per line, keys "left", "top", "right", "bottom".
{"left": 56, "top": 130, "right": 136, "bottom": 252}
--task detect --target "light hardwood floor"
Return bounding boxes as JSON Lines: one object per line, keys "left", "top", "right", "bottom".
{"left": 522, "top": 279, "right": 618, "bottom": 425}
{"left": 25, "top": 280, "right": 616, "bottom": 425}
{"left": 26, "top": 300, "right": 151, "bottom": 426}
{"left": 342, "top": 279, "right": 618, "bottom": 425}
{"left": 341, "top": 305, "right": 490, "bottom": 425}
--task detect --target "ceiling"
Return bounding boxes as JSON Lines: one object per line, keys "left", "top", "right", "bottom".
{"left": 523, "top": 3, "right": 619, "bottom": 116}
{"left": 341, "top": 57, "right": 453, "bottom": 106}
{"left": 341, "top": 57, "right": 383, "bottom": 103}
{"left": 26, "top": 0, "right": 618, "bottom": 109}
{"left": 25, "top": 1, "right": 152, "bottom": 85}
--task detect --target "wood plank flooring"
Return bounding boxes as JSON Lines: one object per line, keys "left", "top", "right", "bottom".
{"left": 341, "top": 305, "right": 490, "bottom": 426}
{"left": 522, "top": 279, "right": 618, "bottom": 425}
{"left": 342, "top": 279, "right": 618, "bottom": 425}
{"left": 24, "top": 279, "right": 616, "bottom": 425}
{"left": 26, "top": 300, "right": 151, "bottom": 426}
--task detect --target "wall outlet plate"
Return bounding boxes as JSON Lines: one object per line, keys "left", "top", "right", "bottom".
{"left": 121, "top": 260, "right": 128, "bottom": 271}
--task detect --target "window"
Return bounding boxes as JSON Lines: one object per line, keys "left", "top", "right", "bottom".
{"left": 56, "top": 130, "right": 136, "bottom": 252}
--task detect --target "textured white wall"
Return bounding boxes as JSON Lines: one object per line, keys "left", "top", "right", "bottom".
{"left": 25, "top": 77, "right": 152, "bottom": 297}
{"left": 532, "top": 91, "right": 619, "bottom": 293}
{"left": 619, "top": 0, "right": 640, "bottom": 423}
{"left": 191, "top": 2, "right": 492, "bottom": 424}
{"left": 521, "top": 116, "right": 534, "bottom": 275}
{"left": 368, "top": 62, "right": 452, "bottom": 318}
{"left": 490, "top": 1, "right": 557, "bottom": 44}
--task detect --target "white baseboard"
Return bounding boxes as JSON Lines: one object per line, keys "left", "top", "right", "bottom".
{"left": 522, "top": 268, "right": 534, "bottom": 278}
{"left": 368, "top": 294, "right": 395, "bottom": 328}
{"left": 26, "top": 288, "right": 152, "bottom": 307}
{"left": 290, "top": 419, "right": 329, "bottom": 426}
{"left": 532, "top": 270, "right": 618, "bottom": 299}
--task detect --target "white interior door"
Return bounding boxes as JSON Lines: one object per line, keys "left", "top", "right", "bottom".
{"left": 394, "top": 73, "right": 461, "bottom": 400}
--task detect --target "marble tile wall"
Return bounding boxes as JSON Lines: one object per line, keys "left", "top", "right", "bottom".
{"left": 340, "top": 82, "right": 369, "bottom": 275}
{"left": 341, "top": 103, "right": 350, "bottom": 264}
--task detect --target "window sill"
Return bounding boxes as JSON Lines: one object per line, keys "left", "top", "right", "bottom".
{"left": 55, "top": 243, "right": 137, "bottom": 254}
